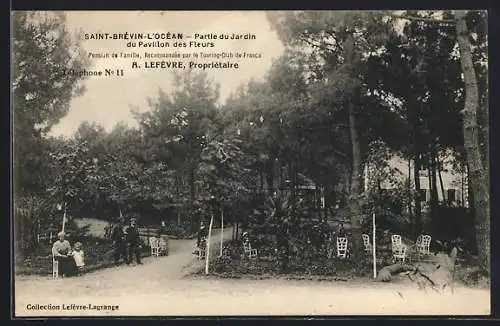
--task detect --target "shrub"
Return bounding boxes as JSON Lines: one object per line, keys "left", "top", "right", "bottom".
{"left": 456, "top": 265, "right": 490, "bottom": 287}
{"left": 213, "top": 252, "right": 232, "bottom": 273}
{"left": 429, "top": 205, "right": 475, "bottom": 253}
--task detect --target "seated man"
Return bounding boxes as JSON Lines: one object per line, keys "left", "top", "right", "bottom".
{"left": 52, "top": 231, "right": 76, "bottom": 277}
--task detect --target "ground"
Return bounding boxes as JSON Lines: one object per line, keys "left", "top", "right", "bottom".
{"left": 14, "top": 229, "right": 490, "bottom": 316}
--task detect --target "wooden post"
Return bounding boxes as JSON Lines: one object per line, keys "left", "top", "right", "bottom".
{"left": 372, "top": 211, "right": 377, "bottom": 279}
{"left": 220, "top": 204, "right": 224, "bottom": 256}
{"left": 205, "top": 213, "right": 214, "bottom": 275}
{"left": 232, "top": 213, "right": 236, "bottom": 240}
{"left": 61, "top": 202, "right": 67, "bottom": 233}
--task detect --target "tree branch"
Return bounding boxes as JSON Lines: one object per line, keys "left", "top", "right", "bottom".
{"left": 301, "top": 123, "right": 350, "bottom": 130}
{"left": 299, "top": 35, "right": 337, "bottom": 53}
{"left": 390, "top": 13, "right": 456, "bottom": 25}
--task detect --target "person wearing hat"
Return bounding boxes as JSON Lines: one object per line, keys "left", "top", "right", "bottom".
{"left": 196, "top": 221, "right": 208, "bottom": 249}
{"left": 52, "top": 231, "right": 76, "bottom": 277}
{"left": 111, "top": 217, "right": 129, "bottom": 265}
{"left": 125, "top": 218, "right": 142, "bottom": 265}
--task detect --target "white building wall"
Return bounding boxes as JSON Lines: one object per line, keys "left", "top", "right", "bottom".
{"left": 365, "top": 152, "right": 469, "bottom": 207}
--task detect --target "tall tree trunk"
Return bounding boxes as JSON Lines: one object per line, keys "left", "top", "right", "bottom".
{"left": 455, "top": 10, "right": 490, "bottom": 271}
{"left": 235, "top": 221, "right": 239, "bottom": 241}
{"left": 427, "top": 164, "right": 433, "bottom": 217}
{"left": 324, "top": 185, "right": 331, "bottom": 221}
{"left": 477, "top": 14, "right": 489, "bottom": 171}
{"left": 189, "top": 165, "right": 196, "bottom": 201}
{"left": 430, "top": 148, "right": 439, "bottom": 208}
{"left": 292, "top": 159, "right": 298, "bottom": 210}
{"left": 414, "top": 154, "right": 422, "bottom": 234}
{"left": 409, "top": 96, "right": 423, "bottom": 235}
{"left": 267, "top": 159, "right": 275, "bottom": 196}
{"left": 429, "top": 149, "right": 440, "bottom": 231}
{"left": 259, "top": 164, "right": 264, "bottom": 192}
{"left": 407, "top": 159, "right": 413, "bottom": 216}
{"left": 436, "top": 154, "right": 447, "bottom": 205}
{"left": 287, "top": 161, "right": 296, "bottom": 209}
{"left": 232, "top": 208, "right": 236, "bottom": 240}
{"left": 347, "top": 99, "right": 363, "bottom": 262}
{"left": 14, "top": 207, "right": 25, "bottom": 262}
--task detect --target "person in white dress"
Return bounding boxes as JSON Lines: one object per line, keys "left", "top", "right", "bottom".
{"left": 71, "top": 242, "right": 85, "bottom": 275}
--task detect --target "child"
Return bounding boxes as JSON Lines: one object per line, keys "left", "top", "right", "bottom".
{"left": 72, "top": 242, "right": 85, "bottom": 275}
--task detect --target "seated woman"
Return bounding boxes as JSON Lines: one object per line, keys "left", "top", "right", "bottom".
{"left": 52, "top": 231, "right": 77, "bottom": 277}
{"left": 71, "top": 242, "right": 85, "bottom": 275}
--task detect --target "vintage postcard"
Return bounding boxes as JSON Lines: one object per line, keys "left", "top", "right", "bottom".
{"left": 12, "top": 10, "right": 490, "bottom": 317}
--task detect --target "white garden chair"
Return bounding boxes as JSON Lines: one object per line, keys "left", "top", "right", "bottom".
{"left": 159, "top": 237, "right": 168, "bottom": 256}
{"left": 391, "top": 234, "right": 402, "bottom": 248}
{"left": 391, "top": 234, "right": 407, "bottom": 263}
{"left": 52, "top": 256, "right": 59, "bottom": 278}
{"left": 149, "top": 237, "right": 160, "bottom": 257}
{"left": 416, "top": 235, "right": 432, "bottom": 256}
{"left": 243, "top": 240, "right": 258, "bottom": 259}
{"left": 393, "top": 245, "right": 407, "bottom": 263}
{"left": 362, "top": 234, "right": 372, "bottom": 253}
{"left": 198, "top": 247, "right": 206, "bottom": 259}
{"left": 195, "top": 239, "right": 206, "bottom": 259}
{"left": 336, "top": 237, "right": 348, "bottom": 258}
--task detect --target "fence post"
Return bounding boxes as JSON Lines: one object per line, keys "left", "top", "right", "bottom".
{"left": 372, "top": 211, "right": 377, "bottom": 279}
{"left": 205, "top": 214, "right": 214, "bottom": 275}
{"left": 220, "top": 204, "right": 224, "bottom": 256}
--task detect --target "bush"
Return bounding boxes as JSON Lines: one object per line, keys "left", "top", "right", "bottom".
{"left": 429, "top": 206, "right": 475, "bottom": 253}
{"left": 456, "top": 265, "right": 490, "bottom": 287}
{"left": 222, "top": 240, "right": 244, "bottom": 260}
{"left": 213, "top": 252, "right": 232, "bottom": 273}
{"left": 165, "top": 221, "right": 196, "bottom": 239}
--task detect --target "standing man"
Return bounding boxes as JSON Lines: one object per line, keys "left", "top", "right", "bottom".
{"left": 337, "top": 222, "right": 346, "bottom": 237}
{"left": 196, "top": 221, "right": 208, "bottom": 249}
{"left": 111, "top": 217, "right": 128, "bottom": 265}
{"left": 125, "top": 218, "right": 143, "bottom": 265}
{"left": 160, "top": 220, "right": 167, "bottom": 235}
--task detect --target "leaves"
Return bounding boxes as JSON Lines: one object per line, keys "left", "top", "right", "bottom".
{"left": 13, "top": 12, "right": 90, "bottom": 196}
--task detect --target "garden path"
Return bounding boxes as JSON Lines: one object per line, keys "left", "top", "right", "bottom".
{"left": 14, "top": 228, "right": 490, "bottom": 316}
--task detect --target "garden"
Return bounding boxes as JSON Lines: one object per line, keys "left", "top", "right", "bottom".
{"left": 13, "top": 10, "right": 490, "bottom": 291}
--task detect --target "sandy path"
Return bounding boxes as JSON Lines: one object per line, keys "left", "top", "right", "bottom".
{"left": 14, "top": 229, "right": 490, "bottom": 317}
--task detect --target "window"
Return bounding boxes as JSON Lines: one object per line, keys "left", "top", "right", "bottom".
{"left": 447, "top": 189, "right": 456, "bottom": 202}
{"left": 418, "top": 168, "right": 429, "bottom": 177}
{"left": 419, "top": 189, "right": 427, "bottom": 202}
